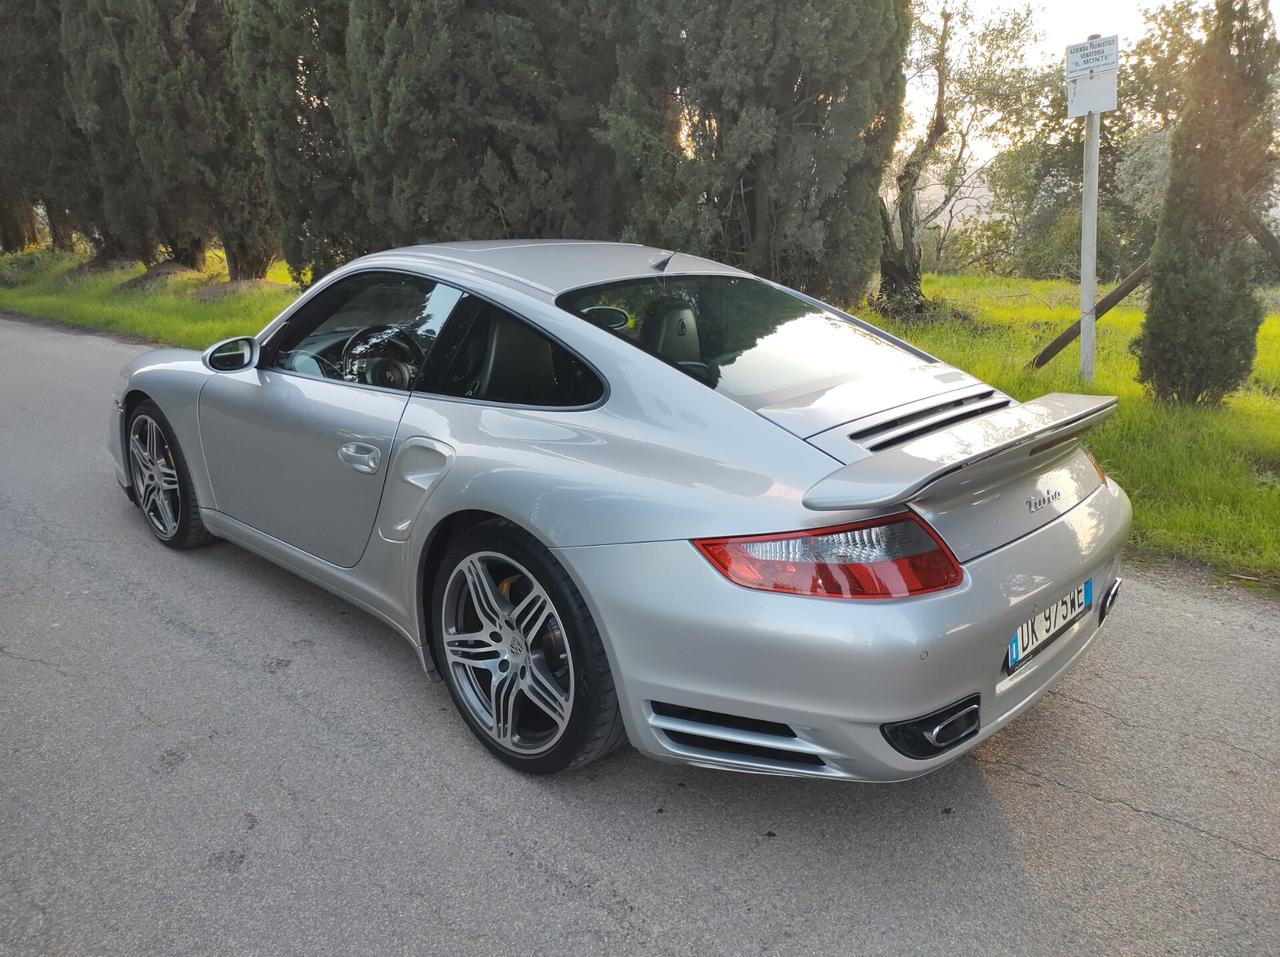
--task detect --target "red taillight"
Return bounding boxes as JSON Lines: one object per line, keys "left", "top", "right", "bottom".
{"left": 693, "top": 513, "right": 963, "bottom": 600}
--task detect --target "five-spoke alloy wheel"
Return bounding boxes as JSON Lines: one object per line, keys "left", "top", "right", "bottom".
{"left": 128, "top": 413, "right": 182, "bottom": 540}
{"left": 441, "top": 552, "right": 574, "bottom": 755}
{"left": 125, "top": 400, "right": 212, "bottom": 549}
{"left": 432, "top": 519, "right": 626, "bottom": 773}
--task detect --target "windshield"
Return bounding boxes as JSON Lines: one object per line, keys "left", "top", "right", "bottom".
{"left": 556, "top": 275, "right": 924, "bottom": 407}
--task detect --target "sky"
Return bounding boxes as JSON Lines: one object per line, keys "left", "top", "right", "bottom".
{"left": 981, "top": 0, "right": 1154, "bottom": 56}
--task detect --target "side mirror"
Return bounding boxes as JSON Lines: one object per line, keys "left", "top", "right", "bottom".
{"left": 202, "top": 336, "right": 259, "bottom": 372}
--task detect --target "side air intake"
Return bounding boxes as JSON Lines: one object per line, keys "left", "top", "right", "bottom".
{"left": 647, "top": 702, "right": 840, "bottom": 775}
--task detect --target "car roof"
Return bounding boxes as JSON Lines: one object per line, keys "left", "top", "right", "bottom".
{"left": 351, "top": 240, "right": 751, "bottom": 299}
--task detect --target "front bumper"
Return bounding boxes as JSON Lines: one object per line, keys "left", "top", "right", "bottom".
{"left": 108, "top": 394, "right": 131, "bottom": 494}
{"left": 556, "top": 480, "right": 1132, "bottom": 782}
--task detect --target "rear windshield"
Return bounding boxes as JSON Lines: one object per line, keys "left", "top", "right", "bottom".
{"left": 556, "top": 275, "right": 918, "bottom": 406}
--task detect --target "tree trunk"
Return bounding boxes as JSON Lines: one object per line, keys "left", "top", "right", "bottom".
{"left": 92, "top": 228, "right": 150, "bottom": 266}
{"left": 168, "top": 236, "right": 207, "bottom": 271}
{"left": 0, "top": 186, "right": 40, "bottom": 252}
{"left": 877, "top": 198, "right": 926, "bottom": 313}
{"left": 746, "top": 163, "right": 773, "bottom": 277}
{"left": 88, "top": 235, "right": 118, "bottom": 267}
{"left": 225, "top": 240, "right": 276, "bottom": 281}
{"left": 1244, "top": 210, "right": 1280, "bottom": 269}
{"left": 876, "top": 10, "right": 951, "bottom": 318}
{"left": 46, "top": 204, "right": 77, "bottom": 251}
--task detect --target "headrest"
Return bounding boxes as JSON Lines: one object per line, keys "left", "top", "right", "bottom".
{"left": 478, "top": 310, "right": 556, "bottom": 404}
{"left": 640, "top": 301, "right": 700, "bottom": 364}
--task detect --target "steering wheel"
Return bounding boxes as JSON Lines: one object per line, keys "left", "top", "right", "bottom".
{"left": 339, "top": 325, "right": 427, "bottom": 390}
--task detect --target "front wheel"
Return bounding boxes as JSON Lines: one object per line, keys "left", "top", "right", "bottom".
{"left": 126, "top": 400, "right": 212, "bottom": 549}
{"left": 431, "top": 519, "right": 626, "bottom": 774}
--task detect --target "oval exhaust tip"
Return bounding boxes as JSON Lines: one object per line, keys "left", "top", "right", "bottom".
{"left": 923, "top": 703, "right": 980, "bottom": 749}
{"left": 1099, "top": 578, "right": 1122, "bottom": 624}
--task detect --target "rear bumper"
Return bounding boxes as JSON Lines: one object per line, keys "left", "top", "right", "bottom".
{"left": 555, "top": 479, "right": 1132, "bottom": 782}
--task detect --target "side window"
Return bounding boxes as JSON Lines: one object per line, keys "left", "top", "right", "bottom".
{"left": 427, "top": 297, "right": 604, "bottom": 407}
{"left": 271, "top": 271, "right": 464, "bottom": 392}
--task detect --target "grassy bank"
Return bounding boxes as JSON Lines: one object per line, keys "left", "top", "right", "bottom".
{"left": 0, "top": 248, "right": 297, "bottom": 348}
{"left": 2, "top": 248, "right": 1277, "bottom": 581}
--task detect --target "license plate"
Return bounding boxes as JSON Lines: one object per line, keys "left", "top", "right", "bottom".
{"left": 1008, "top": 579, "right": 1092, "bottom": 672}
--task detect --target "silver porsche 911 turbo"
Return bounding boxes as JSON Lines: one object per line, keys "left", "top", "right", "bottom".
{"left": 108, "top": 241, "right": 1131, "bottom": 781}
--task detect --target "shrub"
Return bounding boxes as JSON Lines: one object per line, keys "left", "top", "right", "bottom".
{"left": 1133, "top": 0, "right": 1280, "bottom": 405}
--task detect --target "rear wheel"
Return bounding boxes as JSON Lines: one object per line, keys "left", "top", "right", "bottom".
{"left": 431, "top": 519, "right": 626, "bottom": 774}
{"left": 126, "top": 400, "right": 212, "bottom": 549}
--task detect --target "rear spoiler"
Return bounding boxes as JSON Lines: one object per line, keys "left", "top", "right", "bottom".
{"left": 803, "top": 393, "right": 1117, "bottom": 510}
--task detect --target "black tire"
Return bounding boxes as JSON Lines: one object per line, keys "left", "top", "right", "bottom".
{"left": 431, "top": 518, "right": 626, "bottom": 774}
{"left": 126, "top": 400, "right": 213, "bottom": 550}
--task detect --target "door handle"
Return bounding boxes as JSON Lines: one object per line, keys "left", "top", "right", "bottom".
{"left": 338, "top": 442, "right": 381, "bottom": 475}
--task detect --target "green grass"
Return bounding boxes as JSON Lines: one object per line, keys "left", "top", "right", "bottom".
{"left": 1, "top": 248, "right": 1277, "bottom": 580}
{"left": 0, "top": 248, "right": 297, "bottom": 348}
{"left": 868, "top": 275, "right": 1280, "bottom": 581}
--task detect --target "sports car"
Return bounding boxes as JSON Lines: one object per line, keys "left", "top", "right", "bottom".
{"left": 108, "top": 241, "right": 1131, "bottom": 780}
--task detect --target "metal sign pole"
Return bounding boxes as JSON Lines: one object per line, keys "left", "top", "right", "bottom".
{"left": 1080, "top": 107, "right": 1100, "bottom": 383}
{"left": 1065, "top": 32, "right": 1116, "bottom": 384}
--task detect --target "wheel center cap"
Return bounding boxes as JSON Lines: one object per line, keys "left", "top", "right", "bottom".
{"left": 507, "top": 632, "right": 527, "bottom": 660}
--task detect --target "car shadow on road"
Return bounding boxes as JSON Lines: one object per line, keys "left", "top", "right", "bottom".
{"left": 186, "top": 528, "right": 1061, "bottom": 949}
{"left": 531, "top": 736, "right": 1056, "bottom": 949}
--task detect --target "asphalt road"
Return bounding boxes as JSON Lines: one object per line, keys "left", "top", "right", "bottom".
{"left": 1, "top": 313, "right": 1277, "bottom": 956}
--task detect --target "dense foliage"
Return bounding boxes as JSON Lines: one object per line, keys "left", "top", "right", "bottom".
{"left": 1, "top": 0, "right": 910, "bottom": 298}
{"left": 602, "top": 0, "right": 910, "bottom": 303}
{"left": 338, "top": 0, "right": 622, "bottom": 243}
{"left": 1133, "top": 0, "right": 1280, "bottom": 405}
{"left": 0, "top": 0, "right": 99, "bottom": 251}
{"left": 233, "top": 0, "right": 370, "bottom": 283}
{"left": 59, "top": 0, "right": 163, "bottom": 262}
{"left": 99, "top": 0, "right": 278, "bottom": 277}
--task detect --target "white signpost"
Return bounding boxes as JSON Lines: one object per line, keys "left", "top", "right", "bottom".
{"left": 1066, "top": 34, "right": 1118, "bottom": 383}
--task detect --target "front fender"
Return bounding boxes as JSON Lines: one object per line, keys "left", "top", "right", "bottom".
{"left": 112, "top": 349, "right": 216, "bottom": 507}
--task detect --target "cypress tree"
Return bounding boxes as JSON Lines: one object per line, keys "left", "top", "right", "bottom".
{"left": 462, "top": 0, "right": 623, "bottom": 239}
{"left": 60, "top": 0, "right": 162, "bottom": 262}
{"left": 336, "top": 0, "right": 622, "bottom": 246}
{"left": 0, "top": 1, "right": 103, "bottom": 252}
{"left": 599, "top": 0, "right": 911, "bottom": 303}
{"left": 1133, "top": 0, "right": 1280, "bottom": 404}
{"left": 233, "top": 0, "right": 371, "bottom": 284}
{"left": 99, "top": 0, "right": 278, "bottom": 278}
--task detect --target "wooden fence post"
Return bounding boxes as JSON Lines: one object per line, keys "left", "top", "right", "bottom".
{"left": 1029, "top": 259, "right": 1151, "bottom": 369}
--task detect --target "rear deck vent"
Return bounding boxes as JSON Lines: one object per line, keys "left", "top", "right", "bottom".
{"left": 850, "top": 389, "right": 1011, "bottom": 452}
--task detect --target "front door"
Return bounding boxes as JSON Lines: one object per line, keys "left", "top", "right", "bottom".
{"left": 198, "top": 270, "right": 464, "bottom": 567}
